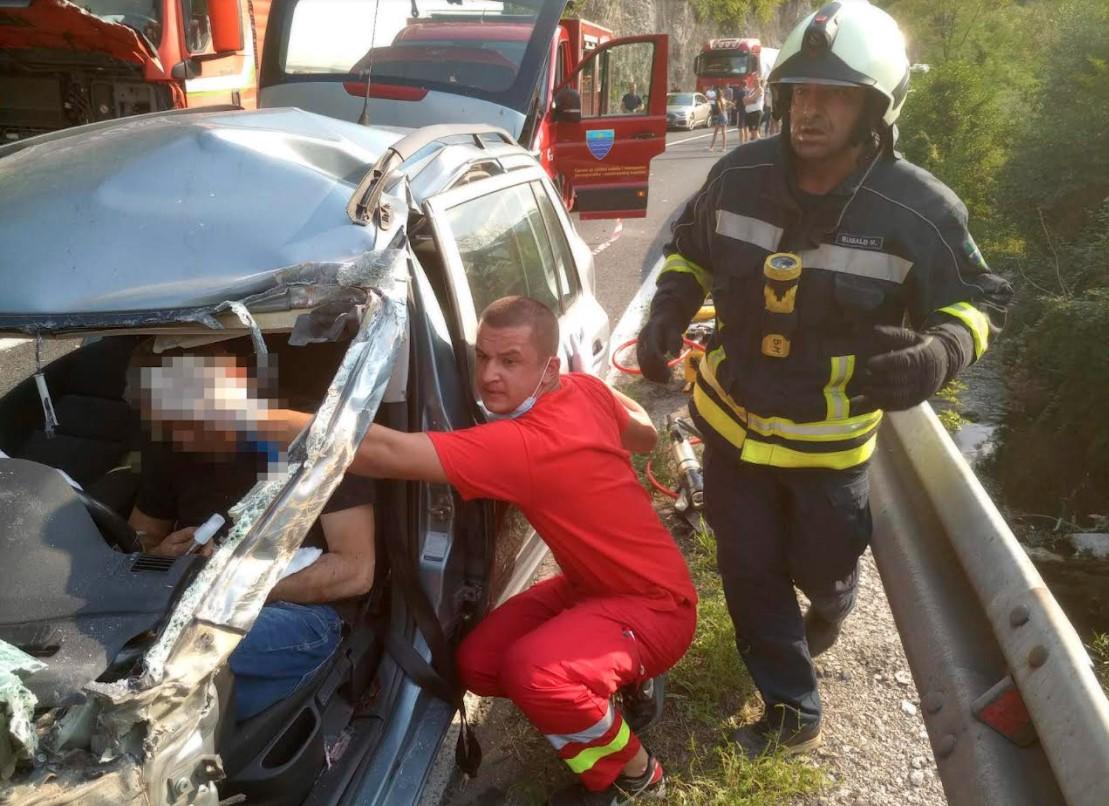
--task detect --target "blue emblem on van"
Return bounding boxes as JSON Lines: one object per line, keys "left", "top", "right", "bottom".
{"left": 586, "top": 129, "right": 615, "bottom": 160}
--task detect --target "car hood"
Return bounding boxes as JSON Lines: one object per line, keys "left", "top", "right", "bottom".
{"left": 0, "top": 108, "right": 405, "bottom": 326}
{"left": 0, "top": 0, "right": 158, "bottom": 69}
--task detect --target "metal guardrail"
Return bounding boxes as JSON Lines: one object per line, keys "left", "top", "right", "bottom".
{"left": 871, "top": 404, "right": 1109, "bottom": 805}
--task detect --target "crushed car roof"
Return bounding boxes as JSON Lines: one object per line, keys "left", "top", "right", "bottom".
{"left": 0, "top": 108, "right": 405, "bottom": 317}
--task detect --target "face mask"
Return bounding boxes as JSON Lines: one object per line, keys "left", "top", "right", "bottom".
{"left": 478, "top": 358, "right": 553, "bottom": 422}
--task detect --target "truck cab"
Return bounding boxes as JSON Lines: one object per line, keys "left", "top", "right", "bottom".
{"left": 0, "top": 0, "right": 262, "bottom": 142}
{"left": 694, "top": 37, "right": 762, "bottom": 96}
{"left": 257, "top": 0, "right": 667, "bottom": 219}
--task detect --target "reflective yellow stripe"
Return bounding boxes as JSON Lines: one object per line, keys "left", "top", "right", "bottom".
{"left": 824, "top": 355, "right": 855, "bottom": 420}
{"left": 565, "top": 719, "right": 631, "bottom": 775}
{"left": 939, "top": 302, "right": 990, "bottom": 359}
{"left": 740, "top": 433, "right": 879, "bottom": 469}
{"left": 699, "top": 347, "right": 881, "bottom": 443}
{"left": 660, "top": 253, "right": 710, "bottom": 294}
{"left": 693, "top": 380, "right": 748, "bottom": 449}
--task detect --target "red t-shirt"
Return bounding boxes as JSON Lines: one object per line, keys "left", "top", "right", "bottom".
{"left": 428, "top": 373, "right": 696, "bottom": 608}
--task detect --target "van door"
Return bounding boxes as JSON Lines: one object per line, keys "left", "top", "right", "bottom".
{"left": 550, "top": 34, "right": 668, "bottom": 220}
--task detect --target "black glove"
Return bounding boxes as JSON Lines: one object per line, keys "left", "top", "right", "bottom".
{"left": 636, "top": 310, "right": 685, "bottom": 383}
{"left": 859, "top": 326, "right": 950, "bottom": 412}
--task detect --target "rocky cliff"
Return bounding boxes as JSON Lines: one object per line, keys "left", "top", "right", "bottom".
{"left": 571, "top": 0, "right": 813, "bottom": 90}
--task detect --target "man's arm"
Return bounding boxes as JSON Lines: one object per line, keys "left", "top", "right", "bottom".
{"left": 256, "top": 409, "right": 447, "bottom": 483}
{"left": 610, "top": 388, "right": 658, "bottom": 453}
{"left": 268, "top": 503, "right": 376, "bottom": 604}
{"left": 128, "top": 507, "right": 173, "bottom": 551}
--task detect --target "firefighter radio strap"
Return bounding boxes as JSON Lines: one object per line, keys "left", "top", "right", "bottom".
{"left": 760, "top": 252, "right": 802, "bottom": 358}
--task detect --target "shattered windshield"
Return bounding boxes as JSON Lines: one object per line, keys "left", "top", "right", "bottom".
{"left": 281, "top": 0, "right": 560, "bottom": 104}
{"left": 79, "top": 0, "right": 162, "bottom": 44}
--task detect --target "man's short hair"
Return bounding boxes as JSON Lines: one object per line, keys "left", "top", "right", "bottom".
{"left": 479, "top": 296, "right": 560, "bottom": 359}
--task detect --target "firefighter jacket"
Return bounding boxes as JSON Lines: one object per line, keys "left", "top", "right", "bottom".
{"left": 656, "top": 136, "right": 1012, "bottom": 470}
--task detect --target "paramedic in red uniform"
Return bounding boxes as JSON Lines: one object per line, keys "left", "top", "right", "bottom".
{"left": 250, "top": 296, "right": 695, "bottom": 805}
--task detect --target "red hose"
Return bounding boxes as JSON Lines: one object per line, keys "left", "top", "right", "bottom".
{"left": 646, "top": 459, "right": 679, "bottom": 499}
{"left": 611, "top": 337, "right": 706, "bottom": 376}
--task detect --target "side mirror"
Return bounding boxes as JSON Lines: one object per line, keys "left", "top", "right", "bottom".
{"left": 208, "top": 0, "right": 245, "bottom": 53}
{"left": 552, "top": 86, "right": 582, "bottom": 124}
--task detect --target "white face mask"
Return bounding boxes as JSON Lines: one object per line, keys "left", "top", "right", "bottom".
{"left": 478, "top": 358, "right": 553, "bottom": 422}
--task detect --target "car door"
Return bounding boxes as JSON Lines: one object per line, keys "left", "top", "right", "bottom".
{"left": 421, "top": 166, "right": 608, "bottom": 602}
{"left": 550, "top": 34, "right": 668, "bottom": 220}
{"left": 695, "top": 93, "right": 709, "bottom": 126}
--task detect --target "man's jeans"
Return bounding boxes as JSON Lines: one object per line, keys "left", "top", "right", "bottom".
{"left": 229, "top": 602, "right": 343, "bottom": 721}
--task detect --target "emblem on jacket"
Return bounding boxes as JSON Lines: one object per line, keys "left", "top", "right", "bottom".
{"left": 835, "top": 232, "right": 885, "bottom": 250}
{"left": 586, "top": 129, "right": 615, "bottom": 161}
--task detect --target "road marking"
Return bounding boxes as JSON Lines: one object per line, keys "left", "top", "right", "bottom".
{"left": 590, "top": 218, "right": 624, "bottom": 257}
{"left": 603, "top": 255, "right": 665, "bottom": 385}
{"left": 669, "top": 127, "right": 741, "bottom": 147}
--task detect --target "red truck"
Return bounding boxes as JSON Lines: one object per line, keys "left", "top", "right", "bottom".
{"left": 259, "top": 1, "right": 668, "bottom": 219}
{"left": 694, "top": 37, "right": 764, "bottom": 95}
{"left": 0, "top": 0, "right": 268, "bottom": 142}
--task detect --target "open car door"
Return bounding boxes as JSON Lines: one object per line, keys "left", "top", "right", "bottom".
{"left": 550, "top": 34, "right": 668, "bottom": 220}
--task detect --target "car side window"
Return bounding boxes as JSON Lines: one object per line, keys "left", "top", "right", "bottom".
{"left": 531, "top": 182, "right": 580, "bottom": 309}
{"left": 446, "top": 183, "right": 563, "bottom": 316}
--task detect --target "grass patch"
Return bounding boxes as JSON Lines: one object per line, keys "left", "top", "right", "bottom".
{"left": 656, "top": 524, "right": 829, "bottom": 804}
{"left": 1090, "top": 632, "right": 1109, "bottom": 694}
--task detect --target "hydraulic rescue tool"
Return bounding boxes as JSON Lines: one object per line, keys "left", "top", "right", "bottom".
{"left": 665, "top": 414, "right": 705, "bottom": 530}
{"left": 760, "top": 252, "right": 803, "bottom": 358}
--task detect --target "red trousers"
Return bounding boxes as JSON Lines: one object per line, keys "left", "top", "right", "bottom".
{"left": 457, "top": 575, "right": 696, "bottom": 791}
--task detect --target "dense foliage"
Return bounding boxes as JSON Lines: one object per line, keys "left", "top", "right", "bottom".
{"left": 688, "top": 0, "right": 789, "bottom": 25}
{"left": 886, "top": 0, "right": 1109, "bottom": 519}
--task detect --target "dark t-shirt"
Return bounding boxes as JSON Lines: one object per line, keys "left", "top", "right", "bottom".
{"left": 136, "top": 440, "right": 375, "bottom": 553}
{"left": 621, "top": 92, "right": 642, "bottom": 112}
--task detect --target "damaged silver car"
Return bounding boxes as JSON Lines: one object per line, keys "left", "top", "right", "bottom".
{"left": 0, "top": 106, "right": 609, "bottom": 804}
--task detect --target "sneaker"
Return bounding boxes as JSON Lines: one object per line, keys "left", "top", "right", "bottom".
{"left": 733, "top": 715, "right": 822, "bottom": 759}
{"left": 546, "top": 754, "right": 666, "bottom": 805}
{"left": 618, "top": 674, "right": 666, "bottom": 734}
{"left": 803, "top": 609, "right": 842, "bottom": 658}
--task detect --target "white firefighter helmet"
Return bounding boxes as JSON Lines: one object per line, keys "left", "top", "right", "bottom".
{"left": 769, "top": 1, "right": 911, "bottom": 127}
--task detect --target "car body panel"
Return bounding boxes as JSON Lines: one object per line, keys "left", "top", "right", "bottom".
{"left": 0, "top": 108, "right": 401, "bottom": 318}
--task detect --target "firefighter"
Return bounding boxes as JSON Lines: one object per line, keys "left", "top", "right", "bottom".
{"left": 636, "top": 1, "right": 1012, "bottom": 757}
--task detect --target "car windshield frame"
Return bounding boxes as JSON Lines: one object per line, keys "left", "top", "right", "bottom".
{"left": 261, "top": 0, "right": 566, "bottom": 116}
{"left": 667, "top": 93, "right": 695, "bottom": 106}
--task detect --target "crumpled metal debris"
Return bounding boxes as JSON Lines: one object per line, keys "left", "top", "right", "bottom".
{"left": 0, "top": 640, "right": 47, "bottom": 780}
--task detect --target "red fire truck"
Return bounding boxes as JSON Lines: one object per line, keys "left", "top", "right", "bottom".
{"left": 0, "top": 0, "right": 268, "bottom": 142}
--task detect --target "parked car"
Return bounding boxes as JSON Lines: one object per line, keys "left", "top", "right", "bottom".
{"left": 666, "top": 91, "right": 711, "bottom": 130}
{"left": 0, "top": 106, "right": 609, "bottom": 805}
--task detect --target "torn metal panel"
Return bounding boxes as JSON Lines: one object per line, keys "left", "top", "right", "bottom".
{"left": 0, "top": 642, "right": 46, "bottom": 780}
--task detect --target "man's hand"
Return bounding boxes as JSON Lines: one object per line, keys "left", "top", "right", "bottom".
{"left": 149, "top": 526, "right": 208, "bottom": 557}
{"left": 859, "top": 326, "right": 949, "bottom": 412}
{"left": 636, "top": 313, "right": 685, "bottom": 383}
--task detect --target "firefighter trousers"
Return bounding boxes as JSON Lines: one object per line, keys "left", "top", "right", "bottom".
{"left": 456, "top": 575, "right": 696, "bottom": 791}
{"left": 703, "top": 447, "right": 872, "bottom": 728}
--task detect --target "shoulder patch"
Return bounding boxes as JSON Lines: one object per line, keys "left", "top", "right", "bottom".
{"left": 835, "top": 232, "right": 885, "bottom": 251}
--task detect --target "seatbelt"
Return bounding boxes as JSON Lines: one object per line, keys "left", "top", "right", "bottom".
{"left": 382, "top": 507, "right": 482, "bottom": 776}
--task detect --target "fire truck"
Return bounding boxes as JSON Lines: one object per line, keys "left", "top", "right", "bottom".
{"left": 0, "top": 0, "right": 267, "bottom": 142}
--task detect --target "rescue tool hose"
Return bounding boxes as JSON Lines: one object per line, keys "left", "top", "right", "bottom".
{"left": 645, "top": 437, "right": 701, "bottom": 500}
{"left": 611, "top": 337, "right": 705, "bottom": 376}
